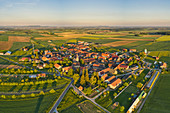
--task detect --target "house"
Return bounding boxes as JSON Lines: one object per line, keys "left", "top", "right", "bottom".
{"left": 99, "top": 68, "right": 111, "bottom": 76}
{"left": 105, "top": 76, "right": 116, "bottom": 83}
{"left": 101, "top": 74, "right": 108, "bottom": 81}
{"left": 0, "top": 52, "right": 4, "bottom": 55}
{"left": 160, "top": 62, "right": 167, "bottom": 69}
{"left": 19, "top": 57, "right": 31, "bottom": 62}
{"left": 129, "top": 49, "right": 136, "bottom": 52}
{"left": 42, "top": 56, "right": 49, "bottom": 61}
{"left": 37, "top": 64, "right": 43, "bottom": 69}
{"left": 62, "top": 66, "right": 72, "bottom": 72}
{"left": 119, "top": 64, "right": 129, "bottom": 70}
{"left": 108, "top": 78, "right": 122, "bottom": 89}
{"left": 54, "top": 63, "right": 62, "bottom": 69}
{"left": 5, "top": 51, "right": 12, "bottom": 55}
{"left": 78, "top": 86, "right": 83, "bottom": 91}
{"left": 37, "top": 73, "right": 46, "bottom": 77}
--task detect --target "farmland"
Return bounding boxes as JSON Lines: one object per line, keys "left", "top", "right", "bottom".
{"left": 141, "top": 73, "right": 170, "bottom": 113}
{"left": 156, "top": 35, "right": 170, "bottom": 41}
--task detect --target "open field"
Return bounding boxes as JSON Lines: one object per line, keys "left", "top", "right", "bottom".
{"left": 77, "top": 38, "right": 120, "bottom": 44}
{"left": 156, "top": 35, "right": 170, "bottom": 41}
{"left": 141, "top": 73, "right": 170, "bottom": 113}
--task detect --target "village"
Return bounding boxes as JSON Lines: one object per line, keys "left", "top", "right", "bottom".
{"left": 0, "top": 40, "right": 167, "bottom": 113}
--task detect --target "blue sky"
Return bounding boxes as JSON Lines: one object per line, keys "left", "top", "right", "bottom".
{"left": 0, "top": 0, "right": 170, "bottom": 26}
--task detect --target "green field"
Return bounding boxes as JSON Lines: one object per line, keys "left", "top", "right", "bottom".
{"left": 0, "top": 35, "right": 8, "bottom": 41}
{"left": 135, "top": 41, "right": 170, "bottom": 51}
{"left": 0, "top": 80, "right": 68, "bottom": 93}
{"left": 0, "top": 91, "right": 63, "bottom": 113}
{"left": 141, "top": 73, "right": 170, "bottom": 113}
{"left": 10, "top": 42, "right": 32, "bottom": 51}
{"left": 156, "top": 35, "right": 170, "bottom": 41}
{"left": 57, "top": 88, "right": 84, "bottom": 112}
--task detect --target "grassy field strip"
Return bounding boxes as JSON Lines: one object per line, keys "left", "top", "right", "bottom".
{"left": 156, "top": 35, "right": 170, "bottom": 41}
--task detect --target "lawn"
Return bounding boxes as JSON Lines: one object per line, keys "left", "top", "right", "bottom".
{"left": 57, "top": 87, "right": 84, "bottom": 112}
{"left": 141, "top": 73, "right": 170, "bottom": 113}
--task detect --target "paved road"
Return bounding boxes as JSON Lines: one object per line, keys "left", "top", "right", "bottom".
{"left": 137, "top": 70, "right": 161, "bottom": 113}
{"left": 49, "top": 80, "right": 73, "bottom": 113}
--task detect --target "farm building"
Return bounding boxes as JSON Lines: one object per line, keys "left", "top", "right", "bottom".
{"left": 5, "top": 51, "right": 12, "bottom": 55}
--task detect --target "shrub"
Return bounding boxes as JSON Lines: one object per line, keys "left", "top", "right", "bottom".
{"left": 49, "top": 89, "right": 55, "bottom": 93}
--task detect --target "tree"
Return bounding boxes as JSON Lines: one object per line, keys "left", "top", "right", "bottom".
{"left": 21, "top": 94, "right": 26, "bottom": 98}
{"left": 31, "top": 93, "right": 35, "bottom": 97}
{"left": 12, "top": 95, "right": 16, "bottom": 99}
{"left": 73, "top": 74, "right": 80, "bottom": 84}
{"left": 80, "top": 73, "right": 85, "bottom": 86}
{"left": 131, "top": 93, "right": 134, "bottom": 96}
{"left": 123, "top": 82, "right": 128, "bottom": 87}
{"left": 97, "top": 79, "right": 101, "bottom": 85}
{"left": 85, "top": 69, "right": 89, "bottom": 82}
{"left": 68, "top": 68, "right": 73, "bottom": 76}
{"left": 90, "top": 75, "right": 97, "bottom": 86}
{"left": 113, "top": 92, "right": 117, "bottom": 97}
{"left": 132, "top": 74, "right": 137, "bottom": 80}
{"left": 137, "top": 82, "right": 143, "bottom": 89}
{"left": 49, "top": 89, "right": 55, "bottom": 93}
{"left": 39, "top": 91, "right": 45, "bottom": 95}
{"left": 1, "top": 95, "right": 6, "bottom": 99}
{"left": 120, "top": 106, "right": 125, "bottom": 112}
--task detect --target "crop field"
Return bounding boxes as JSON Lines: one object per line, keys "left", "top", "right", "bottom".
{"left": 77, "top": 100, "right": 106, "bottom": 113}
{"left": 156, "top": 35, "right": 170, "bottom": 41}
{"left": 149, "top": 51, "right": 170, "bottom": 57}
{"left": 0, "top": 64, "right": 22, "bottom": 69}
{"left": 134, "top": 41, "right": 170, "bottom": 51}
{"left": 0, "top": 36, "right": 31, "bottom": 50}
{"left": 141, "top": 73, "right": 170, "bottom": 113}
{"left": 102, "top": 40, "right": 136, "bottom": 47}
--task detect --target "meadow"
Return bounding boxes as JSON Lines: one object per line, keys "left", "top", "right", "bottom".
{"left": 141, "top": 73, "right": 170, "bottom": 113}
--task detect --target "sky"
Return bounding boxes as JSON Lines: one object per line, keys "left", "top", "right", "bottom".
{"left": 0, "top": 0, "right": 170, "bottom": 26}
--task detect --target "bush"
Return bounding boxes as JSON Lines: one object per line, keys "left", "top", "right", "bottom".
{"left": 49, "top": 89, "right": 55, "bottom": 93}
{"left": 39, "top": 91, "right": 45, "bottom": 95}
{"left": 21, "top": 94, "right": 26, "bottom": 98}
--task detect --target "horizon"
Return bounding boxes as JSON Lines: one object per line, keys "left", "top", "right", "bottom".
{"left": 1, "top": 0, "right": 170, "bottom": 26}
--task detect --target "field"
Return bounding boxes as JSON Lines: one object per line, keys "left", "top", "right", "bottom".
{"left": 156, "top": 35, "right": 170, "bottom": 41}
{"left": 77, "top": 100, "right": 106, "bottom": 113}
{"left": 57, "top": 88, "right": 84, "bottom": 112}
{"left": 0, "top": 36, "right": 31, "bottom": 50}
{"left": 141, "top": 73, "right": 170, "bottom": 113}
{"left": 0, "top": 64, "right": 22, "bottom": 69}
{"left": 102, "top": 41, "right": 136, "bottom": 47}
{"left": 0, "top": 79, "right": 68, "bottom": 93}
{"left": 0, "top": 91, "right": 63, "bottom": 113}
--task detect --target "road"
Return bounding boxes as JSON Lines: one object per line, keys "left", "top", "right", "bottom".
{"left": 71, "top": 85, "right": 111, "bottom": 113}
{"left": 137, "top": 70, "right": 161, "bottom": 113}
{"left": 49, "top": 80, "right": 73, "bottom": 113}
